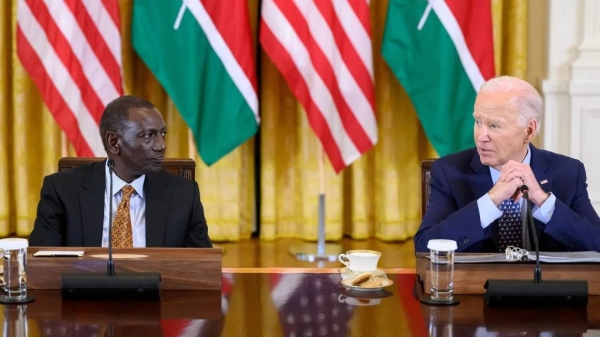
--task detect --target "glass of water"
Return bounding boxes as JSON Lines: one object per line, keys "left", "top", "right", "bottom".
{"left": 427, "top": 239, "right": 457, "bottom": 302}
{"left": 0, "top": 238, "right": 28, "bottom": 300}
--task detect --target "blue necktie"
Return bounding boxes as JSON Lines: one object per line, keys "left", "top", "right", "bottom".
{"left": 498, "top": 199, "right": 522, "bottom": 252}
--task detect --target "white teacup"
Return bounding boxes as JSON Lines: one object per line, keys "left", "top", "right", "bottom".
{"left": 338, "top": 250, "right": 381, "bottom": 272}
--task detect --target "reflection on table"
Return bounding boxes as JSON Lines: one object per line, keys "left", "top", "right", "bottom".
{"left": 0, "top": 272, "right": 599, "bottom": 336}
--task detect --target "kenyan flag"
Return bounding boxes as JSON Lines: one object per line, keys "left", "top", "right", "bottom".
{"left": 133, "top": 0, "right": 259, "bottom": 165}
{"left": 382, "top": 0, "right": 495, "bottom": 156}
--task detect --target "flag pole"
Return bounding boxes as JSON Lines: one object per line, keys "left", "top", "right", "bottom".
{"left": 187, "top": 129, "right": 195, "bottom": 160}
{"left": 61, "top": 131, "right": 68, "bottom": 158}
{"left": 317, "top": 144, "right": 326, "bottom": 256}
{"left": 289, "top": 143, "right": 342, "bottom": 263}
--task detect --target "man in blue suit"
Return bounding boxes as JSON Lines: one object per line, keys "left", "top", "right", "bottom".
{"left": 415, "top": 76, "right": 600, "bottom": 253}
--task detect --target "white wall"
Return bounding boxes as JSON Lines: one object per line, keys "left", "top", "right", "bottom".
{"left": 543, "top": 0, "right": 600, "bottom": 212}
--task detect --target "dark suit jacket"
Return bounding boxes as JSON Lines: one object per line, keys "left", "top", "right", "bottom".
{"left": 414, "top": 145, "right": 600, "bottom": 252}
{"left": 29, "top": 160, "right": 212, "bottom": 248}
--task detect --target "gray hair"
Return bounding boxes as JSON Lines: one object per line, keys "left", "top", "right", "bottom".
{"left": 478, "top": 76, "right": 543, "bottom": 135}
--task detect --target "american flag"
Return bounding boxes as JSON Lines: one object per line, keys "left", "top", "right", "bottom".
{"left": 16, "top": 0, "right": 123, "bottom": 157}
{"left": 260, "top": 0, "right": 377, "bottom": 173}
{"left": 270, "top": 273, "right": 354, "bottom": 336}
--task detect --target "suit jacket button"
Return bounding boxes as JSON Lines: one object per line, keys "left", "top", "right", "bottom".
{"left": 464, "top": 238, "right": 470, "bottom": 244}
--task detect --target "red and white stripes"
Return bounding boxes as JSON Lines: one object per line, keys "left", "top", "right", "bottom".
{"left": 261, "top": 0, "right": 377, "bottom": 173}
{"left": 17, "top": 0, "right": 123, "bottom": 157}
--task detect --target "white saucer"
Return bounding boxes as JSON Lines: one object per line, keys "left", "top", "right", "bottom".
{"left": 340, "top": 278, "right": 394, "bottom": 291}
{"left": 338, "top": 267, "right": 386, "bottom": 279}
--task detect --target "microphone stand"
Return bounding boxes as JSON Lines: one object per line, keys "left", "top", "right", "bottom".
{"left": 521, "top": 186, "right": 540, "bottom": 283}
{"left": 108, "top": 160, "right": 115, "bottom": 276}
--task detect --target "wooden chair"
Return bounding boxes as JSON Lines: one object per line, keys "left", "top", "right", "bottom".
{"left": 421, "top": 159, "right": 436, "bottom": 219}
{"left": 58, "top": 157, "right": 196, "bottom": 181}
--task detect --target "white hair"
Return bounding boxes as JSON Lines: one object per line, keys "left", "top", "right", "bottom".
{"left": 478, "top": 76, "right": 543, "bottom": 135}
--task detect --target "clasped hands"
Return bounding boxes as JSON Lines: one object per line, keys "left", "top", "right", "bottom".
{"left": 488, "top": 160, "right": 549, "bottom": 208}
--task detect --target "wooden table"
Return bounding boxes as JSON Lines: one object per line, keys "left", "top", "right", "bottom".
{"left": 1, "top": 269, "right": 599, "bottom": 336}
{"left": 27, "top": 247, "right": 223, "bottom": 290}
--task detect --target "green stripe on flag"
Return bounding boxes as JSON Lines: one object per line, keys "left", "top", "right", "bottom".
{"left": 382, "top": 0, "right": 476, "bottom": 156}
{"left": 132, "top": 0, "right": 257, "bottom": 165}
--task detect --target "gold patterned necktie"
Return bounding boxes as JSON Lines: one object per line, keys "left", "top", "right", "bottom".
{"left": 111, "top": 185, "right": 135, "bottom": 248}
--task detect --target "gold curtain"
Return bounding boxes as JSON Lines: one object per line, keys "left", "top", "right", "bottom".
{"left": 0, "top": 0, "right": 528, "bottom": 243}
{"left": 259, "top": 0, "right": 529, "bottom": 242}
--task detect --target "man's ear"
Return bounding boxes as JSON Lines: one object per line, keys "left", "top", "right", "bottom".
{"left": 106, "top": 132, "right": 120, "bottom": 155}
{"left": 524, "top": 119, "right": 537, "bottom": 143}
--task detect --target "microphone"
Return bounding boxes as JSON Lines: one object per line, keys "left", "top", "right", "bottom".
{"left": 483, "top": 184, "right": 589, "bottom": 308}
{"left": 61, "top": 158, "right": 161, "bottom": 301}
{"left": 520, "top": 185, "right": 532, "bottom": 252}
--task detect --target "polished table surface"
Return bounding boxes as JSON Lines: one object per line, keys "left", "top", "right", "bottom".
{"left": 2, "top": 269, "right": 600, "bottom": 337}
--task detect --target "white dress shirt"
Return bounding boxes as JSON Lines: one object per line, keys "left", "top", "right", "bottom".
{"left": 102, "top": 161, "right": 147, "bottom": 247}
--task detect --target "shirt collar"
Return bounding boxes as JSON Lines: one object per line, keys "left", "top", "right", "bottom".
{"left": 489, "top": 145, "right": 531, "bottom": 184}
{"left": 105, "top": 160, "right": 146, "bottom": 199}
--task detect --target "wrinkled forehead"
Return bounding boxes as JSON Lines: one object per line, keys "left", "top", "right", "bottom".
{"left": 473, "top": 91, "right": 519, "bottom": 119}
{"left": 127, "top": 108, "right": 166, "bottom": 129}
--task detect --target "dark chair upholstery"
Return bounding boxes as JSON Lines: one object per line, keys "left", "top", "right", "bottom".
{"left": 58, "top": 157, "right": 196, "bottom": 181}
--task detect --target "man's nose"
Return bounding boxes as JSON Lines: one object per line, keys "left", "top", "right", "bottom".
{"left": 153, "top": 136, "right": 166, "bottom": 152}
{"left": 476, "top": 127, "right": 490, "bottom": 142}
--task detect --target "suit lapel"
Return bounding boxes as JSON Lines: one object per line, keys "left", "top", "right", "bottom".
{"left": 528, "top": 145, "right": 551, "bottom": 242}
{"left": 79, "top": 161, "right": 106, "bottom": 246}
{"left": 529, "top": 145, "right": 552, "bottom": 193}
{"left": 469, "top": 152, "right": 494, "bottom": 203}
{"left": 145, "top": 173, "right": 169, "bottom": 247}
{"left": 469, "top": 151, "right": 499, "bottom": 247}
